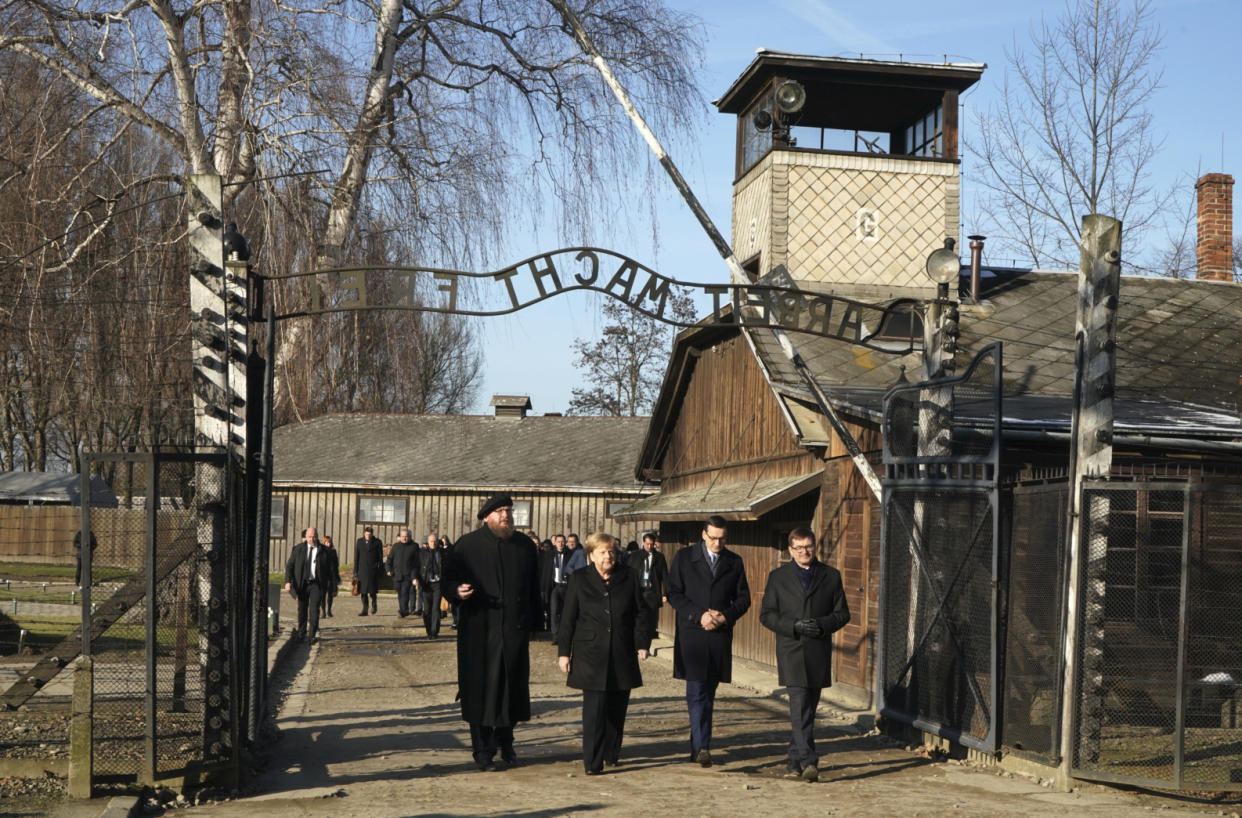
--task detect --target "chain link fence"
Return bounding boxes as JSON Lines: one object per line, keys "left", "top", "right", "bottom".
{"left": 1072, "top": 481, "right": 1242, "bottom": 790}
{"left": 0, "top": 452, "right": 242, "bottom": 786}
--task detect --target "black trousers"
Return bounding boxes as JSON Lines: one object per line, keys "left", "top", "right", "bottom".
{"left": 296, "top": 583, "right": 323, "bottom": 638}
{"left": 548, "top": 583, "right": 568, "bottom": 640}
{"left": 419, "top": 582, "right": 442, "bottom": 637}
{"left": 319, "top": 584, "right": 337, "bottom": 616}
{"left": 395, "top": 578, "right": 417, "bottom": 616}
{"left": 582, "top": 689, "right": 630, "bottom": 772}
{"left": 469, "top": 723, "right": 514, "bottom": 761}
{"left": 786, "top": 685, "right": 822, "bottom": 766}
{"left": 361, "top": 591, "right": 377, "bottom": 613}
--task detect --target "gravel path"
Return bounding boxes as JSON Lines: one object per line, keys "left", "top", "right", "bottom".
{"left": 149, "top": 609, "right": 1241, "bottom": 818}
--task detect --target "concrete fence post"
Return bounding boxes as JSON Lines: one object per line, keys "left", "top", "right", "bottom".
{"left": 68, "top": 655, "right": 93, "bottom": 798}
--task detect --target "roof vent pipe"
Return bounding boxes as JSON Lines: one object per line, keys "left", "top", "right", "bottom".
{"left": 968, "top": 235, "right": 986, "bottom": 303}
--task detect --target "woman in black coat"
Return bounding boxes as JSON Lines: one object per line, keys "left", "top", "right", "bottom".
{"left": 556, "top": 532, "right": 653, "bottom": 775}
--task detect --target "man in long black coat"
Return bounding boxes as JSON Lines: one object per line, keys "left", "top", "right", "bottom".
{"left": 284, "top": 526, "right": 332, "bottom": 643}
{"left": 354, "top": 526, "right": 384, "bottom": 616}
{"left": 759, "top": 527, "right": 850, "bottom": 782}
{"left": 627, "top": 531, "right": 668, "bottom": 642}
{"left": 443, "top": 494, "right": 541, "bottom": 771}
{"left": 665, "top": 515, "right": 750, "bottom": 768}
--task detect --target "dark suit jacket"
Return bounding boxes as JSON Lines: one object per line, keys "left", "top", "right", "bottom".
{"left": 386, "top": 540, "right": 421, "bottom": 583}
{"left": 666, "top": 542, "right": 750, "bottom": 684}
{"left": 540, "top": 547, "right": 575, "bottom": 599}
{"left": 557, "top": 563, "right": 652, "bottom": 692}
{"left": 759, "top": 560, "right": 850, "bottom": 688}
{"left": 285, "top": 541, "right": 331, "bottom": 596}
{"left": 627, "top": 548, "right": 668, "bottom": 608}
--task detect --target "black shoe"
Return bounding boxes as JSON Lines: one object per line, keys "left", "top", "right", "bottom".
{"left": 398, "top": 612, "right": 406, "bottom": 618}
{"left": 360, "top": 610, "right": 368, "bottom": 617}
{"left": 696, "top": 748, "right": 712, "bottom": 768}
{"left": 584, "top": 768, "right": 603, "bottom": 776}
{"left": 501, "top": 747, "right": 517, "bottom": 766}
{"left": 309, "top": 634, "right": 319, "bottom": 645}
{"left": 784, "top": 760, "right": 802, "bottom": 780}
{"left": 473, "top": 754, "right": 494, "bottom": 772}
{"left": 371, "top": 603, "right": 377, "bottom": 613}
{"left": 801, "top": 763, "right": 819, "bottom": 782}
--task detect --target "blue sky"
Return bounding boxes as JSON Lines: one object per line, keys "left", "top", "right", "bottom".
{"left": 471, "top": 0, "right": 1239, "bottom": 414}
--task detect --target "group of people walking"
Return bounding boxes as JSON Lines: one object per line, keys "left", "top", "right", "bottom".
{"left": 285, "top": 493, "right": 850, "bottom": 779}
{"left": 441, "top": 494, "right": 851, "bottom": 781}
{"left": 283, "top": 525, "right": 453, "bottom": 644}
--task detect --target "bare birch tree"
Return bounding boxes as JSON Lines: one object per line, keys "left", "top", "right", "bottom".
{"left": 1, "top": 0, "right": 704, "bottom": 437}
{"left": 970, "top": 0, "right": 1167, "bottom": 270}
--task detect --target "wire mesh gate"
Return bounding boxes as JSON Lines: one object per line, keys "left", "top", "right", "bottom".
{"left": 878, "top": 344, "right": 1002, "bottom": 753}
{"left": 80, "top": 451, "right": 244, "bottom": 784}
{"left": 1071, "top": 481, "right": 1242, "bottom": 791}
{"left": 1001, "top": 481, "right": 1070, "bottom": 761}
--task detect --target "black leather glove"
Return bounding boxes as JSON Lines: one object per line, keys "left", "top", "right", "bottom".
{"left": 794, "top": 618, "right": 823, "bottom": 639}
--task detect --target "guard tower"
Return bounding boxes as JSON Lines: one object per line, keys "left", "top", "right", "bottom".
{"left": 715, "top": 51, "right": 983, "bottom": 299}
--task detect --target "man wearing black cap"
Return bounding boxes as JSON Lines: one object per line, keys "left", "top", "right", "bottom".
{"left": 443, "top": 494, "right": 541, "bottom": 771}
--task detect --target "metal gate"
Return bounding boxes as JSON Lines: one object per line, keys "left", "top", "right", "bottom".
{"left": 78, "top": 451, "right": 244, "bottom": 784}
{"left": 878, "top": 344, "right": 1002, "bottom": 753}
{"left": 1071, "top": 481, "right": 1242, "bottom": 790}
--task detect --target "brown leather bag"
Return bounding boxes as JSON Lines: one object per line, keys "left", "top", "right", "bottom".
{"left": 350, "top": 577, "right": 360, "bottom": 596}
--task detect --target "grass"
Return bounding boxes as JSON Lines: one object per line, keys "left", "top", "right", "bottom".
{"left": 0, "top": 590, "right": 79, "bottom": 605}
{"left": 0, "top": 614, "right": 200, "bottom": 655}
{"left": 0, "top": 562, "right": 136, "bottom": 583}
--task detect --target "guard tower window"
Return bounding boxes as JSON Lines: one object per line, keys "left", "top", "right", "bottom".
{"left": 904, "top": 107, "right": 943, "bottom": 158}
{"left": 738, "top": 88, "right": 775, "bottom": 176}
{"left": 720, "top": 56, "right": 982, "bottom": 179}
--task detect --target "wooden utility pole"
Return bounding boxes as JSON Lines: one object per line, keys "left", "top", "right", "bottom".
{"left": 1059, "top": 214, "right": 1122, "bottom": 787}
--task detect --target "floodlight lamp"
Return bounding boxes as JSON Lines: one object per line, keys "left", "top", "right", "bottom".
{"left": 774, "top": 80, "right": 806, "bottom": 115}
{"left": 925, "top": 238, "right": 959, "bottom": 285}
{"left": 222, "top": 222, "right": 250, "bottom": 262}
{"left": 752, "top": 109, "right": 774, "bottom": 132}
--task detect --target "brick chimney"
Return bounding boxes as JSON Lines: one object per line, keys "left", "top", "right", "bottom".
{"left": 1196, "top": 172, "right": 1234, "bottom": 281}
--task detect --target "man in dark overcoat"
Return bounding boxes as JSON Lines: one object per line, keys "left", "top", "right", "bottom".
{"left": 354, "top": 526, "right": 384, "bottom": 616}
{"left": 665, "top": 514, "right": 751, "bottom": 768}
{"left": 627, "top": 531, "right": 668, "bottom": 643}
{"left": 386, "top": 527, "right": 421, "bottom": 618}
{"left": 442, "top": 494, "right": 541, "bottom": 771}
{"left": 284, "top": 526, "right": 331, "bottom": 643}
{"left": 541, "top": 534, "right": 573, "bottom": 641}
{"left": 759, "top": 527, "right": 850, "bottom": 782}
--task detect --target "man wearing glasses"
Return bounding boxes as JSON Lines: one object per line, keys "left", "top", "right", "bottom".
{"left": 759, "top": 527, "right": 850, "bottom": 782}
{"left": 666, "top": 515, "right": 751, "bottom": 768}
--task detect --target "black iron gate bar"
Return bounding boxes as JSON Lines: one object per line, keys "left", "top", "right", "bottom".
{"left": 80, "top": 451, "right": 234, "bottom": 784}
{"left": 878, "top": 343, "right": 1003, "bottom": 754}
